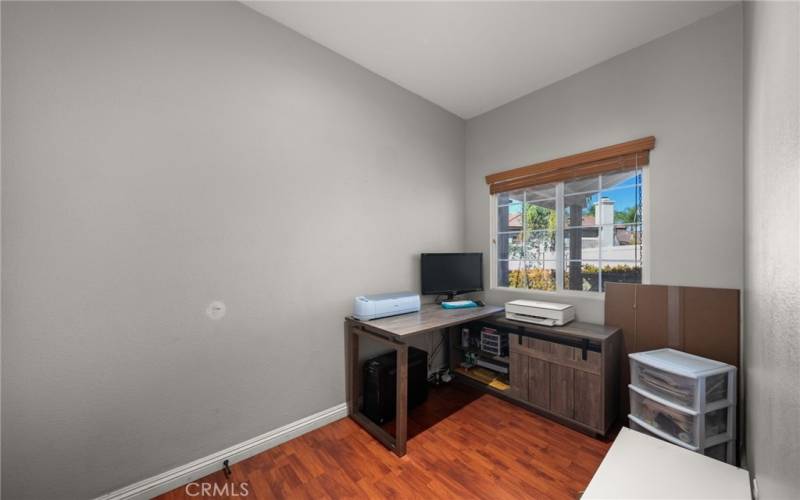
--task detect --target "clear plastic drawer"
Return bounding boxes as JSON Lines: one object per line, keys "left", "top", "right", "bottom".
{"left": 630, "top": 385, "right": 734, "bottom": 448}
{"left": 629, "top": 350, "right": 735, "bottom": 411}
{"left": 632, "top": 414, "right": 736, "bottom": 465}
{"left": 704, "top": 372, "right": 731, "bottom": 406}
{"left": 631, "top": 358, "right": 697, "bottom": 408}
{"left": 705, "top": 407, "right": 731, "bottom": 438}
{"left": 631, "top": 358, "right": 733, "bottom": 410}
{"left": 630, "top": 387, "right": 699, "bottom": 447}
{"left": 629, "top": 419, "right": 659, "bottom": 439}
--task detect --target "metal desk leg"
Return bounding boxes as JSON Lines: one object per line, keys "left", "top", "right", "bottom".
{"left": 444, "top": 327, "right": 452, "bottom": 373}
{"left": 346, "top": 322, "right": 409, "bottom": 457}
{"left": 395, "top": 343, "right": 408, "bottom": 456}
{"left": 346, "top": 320, "right": 360, "bottom": 416}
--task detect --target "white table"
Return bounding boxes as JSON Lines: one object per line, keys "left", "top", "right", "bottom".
{"left": 583, "top": 428, "right": 751, "bottom": 499}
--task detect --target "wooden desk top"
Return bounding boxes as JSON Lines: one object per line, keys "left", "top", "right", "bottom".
{"left": 348, "top": 303, "right": 504, "bottom": 339}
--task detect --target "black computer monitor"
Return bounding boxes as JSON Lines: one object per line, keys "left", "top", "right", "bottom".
{"left": 420, "top": 253, "right": 483, "bottom": 300}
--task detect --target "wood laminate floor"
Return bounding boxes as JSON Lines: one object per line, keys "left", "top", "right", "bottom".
{"left": 156, "top": 384, "right": 614, "bottom": 499}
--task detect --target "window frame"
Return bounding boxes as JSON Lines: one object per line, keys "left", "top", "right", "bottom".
{"left": 490, "top": 167, "right": 649, "bottom": 296}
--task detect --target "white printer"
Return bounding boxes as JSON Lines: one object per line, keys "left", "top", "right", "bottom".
{"left": 353, "top": 292, "right": 421, "bottom": 321}
{"left": 505, "top": 299, "right": 575, "bottom": 326}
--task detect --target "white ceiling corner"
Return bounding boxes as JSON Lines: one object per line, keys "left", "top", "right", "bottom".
{"left": 244, "top": 1, "right": 735, "bottom": 119}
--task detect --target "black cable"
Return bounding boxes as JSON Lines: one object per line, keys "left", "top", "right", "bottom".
{"left": 427, "top": 330, "right": 447, "bottom": 379}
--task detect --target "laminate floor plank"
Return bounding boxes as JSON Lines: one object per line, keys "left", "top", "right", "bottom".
{"left": 156, "top": 384, "right": 614, "bottom": 499}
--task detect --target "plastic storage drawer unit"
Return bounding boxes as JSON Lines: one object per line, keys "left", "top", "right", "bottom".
{"left": 704, "top": 441, "right": 735, "bottom": 464}
{"left": 629, "top": 416, "right": 736, "bottom": 464}
{"left": 630, "top": 348, "right": 736, "bottom": 412}
{"left": 629, "top": 418, "right": 659, "bottom": 439}
{"left": 629, "top": 385, "right": 734, "bottom": 448}
{"left": 628, "top": 348, "right": 737, "bottom": 464}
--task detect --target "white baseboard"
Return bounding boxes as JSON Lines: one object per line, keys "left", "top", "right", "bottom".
{"left": 96, "top": 403, "right": 348, "bottom": 500}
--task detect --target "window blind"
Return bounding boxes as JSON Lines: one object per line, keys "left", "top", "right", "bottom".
{"left": 485, "top": 136, "right": 655, "bottom": 194}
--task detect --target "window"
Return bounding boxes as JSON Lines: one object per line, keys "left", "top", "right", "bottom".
{"left": 487, "top": 137, "right": 653, "bottom": 294}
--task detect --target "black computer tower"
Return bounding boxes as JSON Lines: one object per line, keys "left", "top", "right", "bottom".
{"left": 362, "top": 347, "right": 428, "bottom": 425}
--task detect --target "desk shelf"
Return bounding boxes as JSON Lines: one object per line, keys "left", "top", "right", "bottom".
{"left": 452, "top": 345, "right": 509, "bottom": 365}
{"left": 454, "top": 366, "right": 510, "bottom": 392}
{"left": 447, "top": 313, "right": 621, "bottom": 437}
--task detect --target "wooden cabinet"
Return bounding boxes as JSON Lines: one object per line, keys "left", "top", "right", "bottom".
{"left": 574, "top": 370, "right": 602, "bottom": 429}
{"left": 529, "top": 356, "right": 550, "bottom": 408}
{"left": 504, "top": 319, "right": 621, "bottom": 436}
{"left": 508, "top": 344, "right": 529, "bottom": 401}
{"left": 549, "top": 363, "right": 574, "bottom": 418}
{"left": 509, "top": 335, "right": 551, "bottom": 408}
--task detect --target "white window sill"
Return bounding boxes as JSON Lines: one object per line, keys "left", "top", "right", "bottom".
{"left": 490, "top": 286, "right": 607, "bottom": 301}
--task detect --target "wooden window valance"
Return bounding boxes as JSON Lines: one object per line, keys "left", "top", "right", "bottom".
{"left": 485, "top": 136, "right": 655, "bottom": 194}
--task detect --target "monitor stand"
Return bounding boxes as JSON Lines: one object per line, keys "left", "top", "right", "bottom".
{"left": 435, "top": 292, "right": 459, "bottom": 304}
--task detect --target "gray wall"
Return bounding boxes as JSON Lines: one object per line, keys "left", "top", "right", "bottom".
{"left": 465, "top": 5, "right": 743, "bottom": 323}
{"left": 744, "top": 1, "right": 800, "bottom": 498}
{"left": 0, "top": 2, "right": 464, "bottom": 498}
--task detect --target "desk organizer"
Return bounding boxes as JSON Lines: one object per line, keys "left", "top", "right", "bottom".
{"left": 480, "top": 326, "right": 508, "bottom": 356}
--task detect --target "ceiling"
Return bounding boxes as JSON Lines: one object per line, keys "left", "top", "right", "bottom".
{"left": 245, "top": 1, "right": 734, "bottom": 119}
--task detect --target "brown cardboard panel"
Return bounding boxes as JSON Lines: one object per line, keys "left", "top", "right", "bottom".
{"left": 635, "top": 285, "right": 670, "bottom": 351}
{"left": 604, "top": 283, "right": 637, "bottom": 354}
{"left": 682, "top": 286, "right": 740, "bottom": 368}
{"left": 604, "top": 282, "right": 638, "bottom": 416}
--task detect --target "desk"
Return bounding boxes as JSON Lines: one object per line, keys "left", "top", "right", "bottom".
{"left": 345, "top": 303, "right": 504, "bottom": 456}
{"left": 582, "top": 427, "right": 750, "bottom": 499}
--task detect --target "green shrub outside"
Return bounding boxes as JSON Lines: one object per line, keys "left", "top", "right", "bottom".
{"left": 508, "top": 264, "right": 641, "bottom": 290}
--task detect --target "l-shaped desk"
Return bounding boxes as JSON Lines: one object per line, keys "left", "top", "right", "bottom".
{"left": 345, "top": 303, "right": 620, "bottom": 457}
{"left": 345, "top": 304, "right": 503, "bottom": 456}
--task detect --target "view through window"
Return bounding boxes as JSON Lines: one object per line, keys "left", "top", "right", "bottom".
{"left": 495, "top": 168, "right": 642, "bottom": 292}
